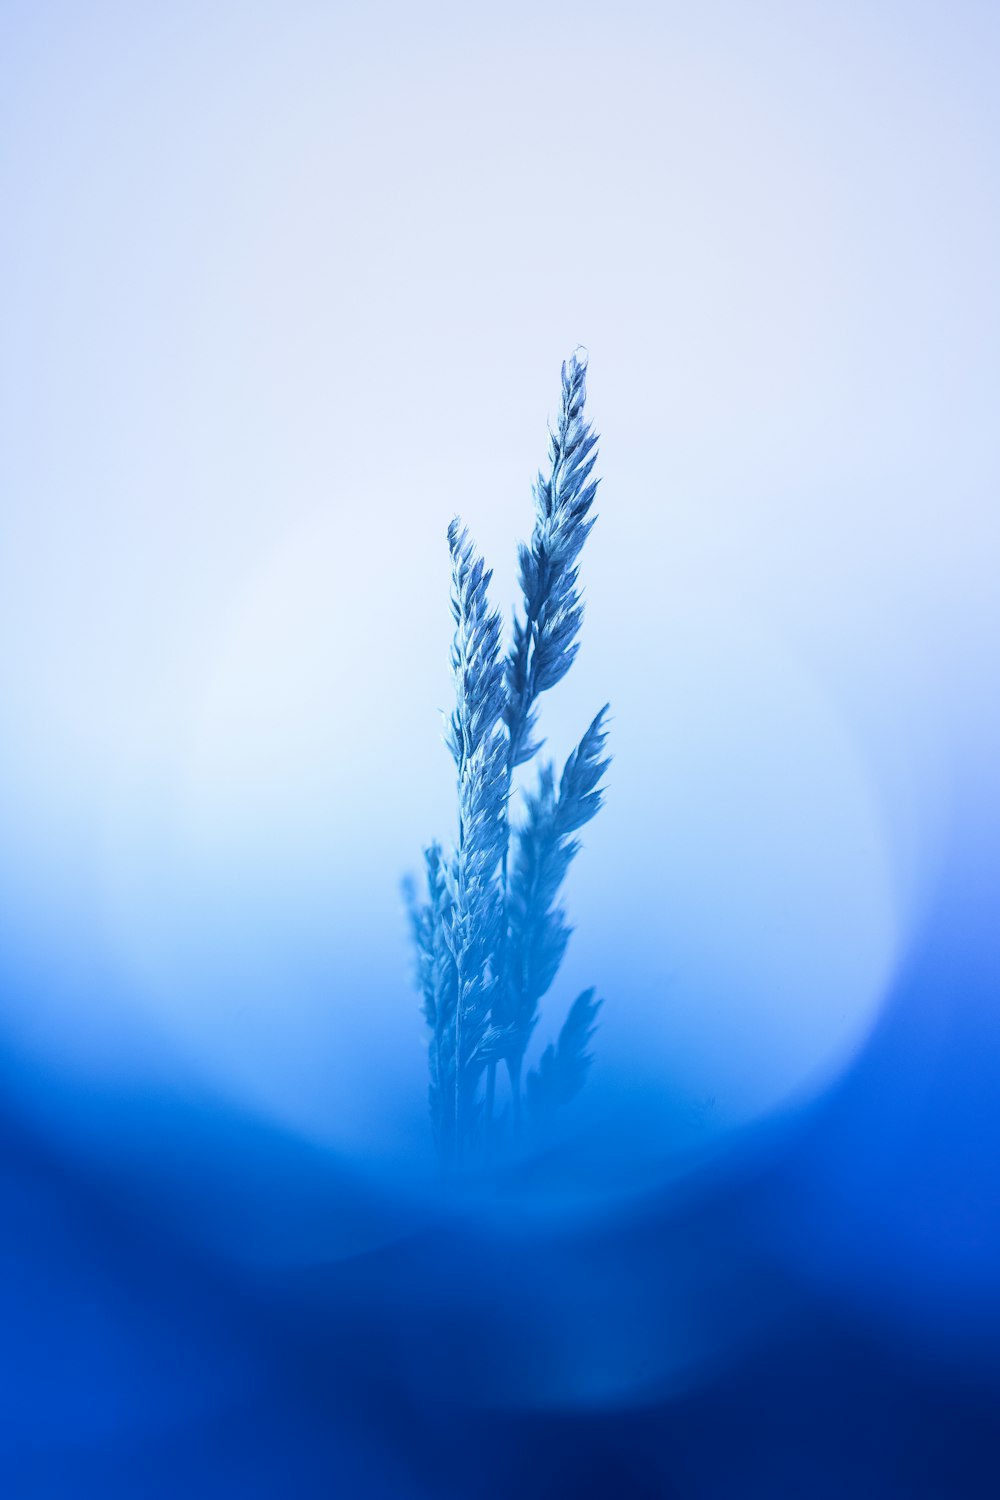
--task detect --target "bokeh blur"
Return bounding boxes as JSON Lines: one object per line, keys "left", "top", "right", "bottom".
{"left": 2, "top": 2, "right": 998, "bottom": 1493}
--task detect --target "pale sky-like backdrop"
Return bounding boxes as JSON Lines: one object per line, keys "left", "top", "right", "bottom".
{"left": 1, "top": 1, "right": 997, "bottom": 1165}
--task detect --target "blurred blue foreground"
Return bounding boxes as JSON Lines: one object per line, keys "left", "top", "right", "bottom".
{"left": 3, "top": 796, "right": 999, "bottom": 1499}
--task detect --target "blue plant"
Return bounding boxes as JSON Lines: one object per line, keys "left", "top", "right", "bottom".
{"left": 500, "top": 706, "right": 610, "bottom": 1124}
{"left": 505, "top": 351, "right": 601, "bottom": 769}
{"left": 408, "top": 352, "right": 609, "bottom": 1166}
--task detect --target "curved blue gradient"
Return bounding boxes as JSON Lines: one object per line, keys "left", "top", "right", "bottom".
{"left": 1, "top": 2, "right": 998, "bottom": 1494}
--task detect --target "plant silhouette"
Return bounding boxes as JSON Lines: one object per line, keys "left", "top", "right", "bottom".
{"left": 406, "top": 352, "right": 609, "bottom": 1167}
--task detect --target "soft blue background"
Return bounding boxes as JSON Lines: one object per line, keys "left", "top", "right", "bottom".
{"left": 1, "top": 0, "right": 997, "bottom": 1160}
{"left": 3, "top": 5, "right": 1000, "bottom": 1495}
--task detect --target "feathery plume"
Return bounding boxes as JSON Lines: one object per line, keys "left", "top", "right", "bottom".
{"left": 440, "top": 520, "right": 509, "bottom": 1162}
{"left": 488, "top": 352, "right": 604, "bottom": 1132}
{"left": 526, "top": 987, "right": 603, "bottom": 1120}
{"left": 405, "top": 354, "right": 611, "bottom": 1167}
{"left": 404, "top": 843, "right": 458, "bottom": 1157}
{"left": 505, "top": 350, "right": 600, "bottom": 768}
{"left": 500, "top": 707, "right": 610, "bottom": 1090}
